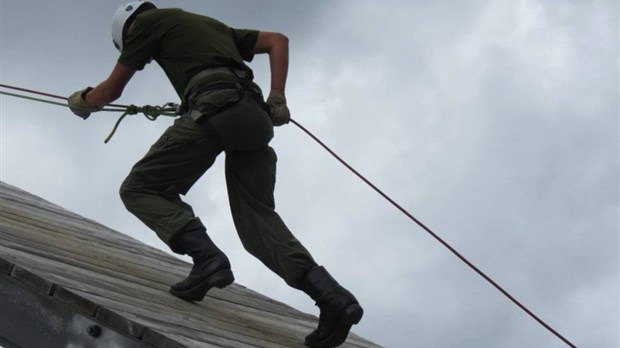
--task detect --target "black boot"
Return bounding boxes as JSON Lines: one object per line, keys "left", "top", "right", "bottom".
{"left": 301, "top": 266, "right": 364, "bottom": 348}
{"left": 169, "top": 227, "right": 234, "bottom": 301}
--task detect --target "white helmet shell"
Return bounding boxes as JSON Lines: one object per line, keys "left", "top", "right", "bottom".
{"left": 112, "top": 1, "right": 155, "bottom": 51}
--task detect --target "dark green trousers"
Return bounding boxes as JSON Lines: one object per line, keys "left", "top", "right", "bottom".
{"left": 119, "top": 90, "right": 316, "bottom": 288}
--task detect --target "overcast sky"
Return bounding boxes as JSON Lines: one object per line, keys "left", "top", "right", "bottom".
{"left": 1, "top": 1, "right": 618, "bottom": 347}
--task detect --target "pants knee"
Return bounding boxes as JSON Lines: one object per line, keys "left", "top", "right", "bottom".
{"left": 239, "top": 239, "right": 261, "bottom": 260}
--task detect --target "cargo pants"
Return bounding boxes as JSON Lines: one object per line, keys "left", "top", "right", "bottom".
{"left": 119, "top": 87, "right": 317, "bottom": 288}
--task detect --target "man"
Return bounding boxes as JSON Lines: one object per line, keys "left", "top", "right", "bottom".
{"left": 68, "top": 2, "right": 363, "bottom": 347}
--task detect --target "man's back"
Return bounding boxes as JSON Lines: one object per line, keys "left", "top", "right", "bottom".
{"left": 119, "top": 8, "right": 258, "bottom": 97}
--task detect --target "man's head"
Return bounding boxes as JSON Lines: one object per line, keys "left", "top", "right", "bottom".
{"left": 112, "top": 1, "right": 157, "bottom": 52}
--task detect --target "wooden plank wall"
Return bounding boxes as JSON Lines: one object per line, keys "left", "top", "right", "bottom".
{"left": 0, "top": 181, "right": 381, "bottom": 348}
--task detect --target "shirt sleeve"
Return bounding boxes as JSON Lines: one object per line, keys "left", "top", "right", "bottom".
{"left": 230, "top": 28, "right": 259, "bottom": 62}
{"left": 118, "top": 15, "right": 159, "bottom": 71}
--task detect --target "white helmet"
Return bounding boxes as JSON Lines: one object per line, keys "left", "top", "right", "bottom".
{"left": 112, "top": 1, "right": 156, "bottom": 51}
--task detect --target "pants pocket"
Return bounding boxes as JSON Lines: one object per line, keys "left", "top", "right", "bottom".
{"left": 192, "top": 89, "right": 242, "bottom": 117}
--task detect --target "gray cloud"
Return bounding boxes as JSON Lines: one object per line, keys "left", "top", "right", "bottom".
{"left": 1, "top": 1, "right": 618, "bottom": 347}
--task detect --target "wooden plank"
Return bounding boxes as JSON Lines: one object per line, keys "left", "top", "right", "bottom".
{"left": 0, "top": 257, "right": 13, "bottom": 275}
{"left": 0, "top": 201, "right": 175, "bottom": 263}
{"left": 2, "top": 231, "right": 377, "bottom": 347}
{"left": 9, "top": 263, "right": 54, "bottom": 295}
{"left": 74, "top": 290, "right": 300, "bottom": 348}
{"left": 0, "top": 222, "right": 183, "bottom": 288}
{"left": 146, "top": 330, "right": 251, "bottom": 348}
{"left": 1, "top": 189, "right": 322, "bottom": 322}
{"left": 52, "top": 285, "right": 99, "bottom": 317}
{"left": 0, "top": 181, "right": 382, "bottom": 348}
{"left": 142, "top": 328, "right": 190, "bottom": 348}
{"left": 0, "top": 220, "right": 318, "bottom": 322}
{"left": 96, "top": 306, "right": 148, "bottom": 340}
{"left": 0, "top": 241, "right": 183, "bottom": 299}
{"left": 0, "top": 235, "right": 312, "bottom": 325}
{"left": 1, "top": 248, "right": 316, "bottom": 344}
{"left": 2, "top": 201, "right": 318, "bottom": 320}
{"left": 13, "top": 258, "right": 375, "bottom": 348}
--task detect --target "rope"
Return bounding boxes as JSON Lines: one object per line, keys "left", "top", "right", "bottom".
{"left": 0, "top": 90, "right": 126, "bottom": 112}
{"left": 290, "top": 118, "right": 578, "bottom": 348}
{"left": 104, "top": 103, "right": 178, "bottom": 143}
{"left": 0, "top": 83, "right": 127, "bottom": 108}
{"left": 0, "top": 84, "right": 178, "bottom": 143}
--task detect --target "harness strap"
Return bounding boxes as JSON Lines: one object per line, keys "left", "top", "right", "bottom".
{"left": 184, "top": 79, "right": 242, "bottom": 151}
{"left": 184, "top": 66, "right": 248, "bottom": 98}
{"left": 186, "top": 81, "right": 242, "bottom": 102}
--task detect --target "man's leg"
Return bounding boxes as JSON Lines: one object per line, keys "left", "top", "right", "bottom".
{"left": 119, "top": 116, "right": 218, "bottom": 245}
{"left": 224, "top": 146, "right": 317, "bottom": 288}
{"left": 119, "top": 116, "right": 233, "bottom": 300}
{"left": 225, "top": 146, "right": 363, "bottom": 347}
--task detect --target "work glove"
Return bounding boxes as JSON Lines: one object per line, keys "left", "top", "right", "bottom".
{"left": 266, "top": 90, "right": 290, "bottom": 126}
{"left": 68, "top": 87, "right": 102, "bottom": 119}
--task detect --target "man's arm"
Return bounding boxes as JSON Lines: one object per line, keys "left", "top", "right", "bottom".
{"left": 85, "top": 63, "right": 136, "bottom": 106}
{"left": 253, "top": 31, "right": 289, "bottom": 93}
{"left": 253, "top": 31, "right": 291, "bottom": 126}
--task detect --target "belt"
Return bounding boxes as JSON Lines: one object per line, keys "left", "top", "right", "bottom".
{"left": 185, "top": 80, "right": 242, "bottom": 103}
{"left": 185, "top": 77, "right": 269, "bottom": 116}
{"left": 184, "top": 66, "right": 249, "bottom": 99}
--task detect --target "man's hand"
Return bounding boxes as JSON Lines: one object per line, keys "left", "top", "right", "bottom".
{"left": 266, "top": 90, "right": 290, "bottom": 126}
{"left": 68, "top": 87, "right": 102, "bottom": 119}
{"left": 254, "top": 32, "right": 290, "bottom": 126}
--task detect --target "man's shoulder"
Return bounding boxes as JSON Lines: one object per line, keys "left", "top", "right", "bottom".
{"left": 136, "top": 8, "right": 185, "bottom": 23}
{"left": 138, "top": 8, "right": 227, "bottom": 28}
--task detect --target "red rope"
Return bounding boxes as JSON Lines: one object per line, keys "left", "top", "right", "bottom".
{"left": 290, "top": 118, "right": 578, "bottom": 348}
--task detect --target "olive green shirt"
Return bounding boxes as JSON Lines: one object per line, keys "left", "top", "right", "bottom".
{"left": 118, "top": 8, "right": 259, "bottom": 98}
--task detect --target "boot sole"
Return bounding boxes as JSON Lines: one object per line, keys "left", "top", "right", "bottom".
{"left": 169, "top": 269, "right": 234, "bottom": 302}
{"left": 305, "top": 303, "right": 364, "bottom": 348}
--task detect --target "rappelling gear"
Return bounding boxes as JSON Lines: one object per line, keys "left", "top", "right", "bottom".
{"left": 112, "top": 1, "right": 156, "bottom": 51}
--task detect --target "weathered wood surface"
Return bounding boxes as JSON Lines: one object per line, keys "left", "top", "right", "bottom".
{"left": 0, "top": 181, "right": 381, "bottom": 348}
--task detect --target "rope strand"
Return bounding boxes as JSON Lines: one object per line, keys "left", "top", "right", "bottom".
{"left": 0, "top": 83, "right": 128, "bottom": 108}
{"left": 290, "top": 118, "right": 578, "bottom": 348}
{"left": 0, "top": 84, "right": 178, "bottom": 143}
{"left": 0, "top": 90, "right": 127, "bottom": 112}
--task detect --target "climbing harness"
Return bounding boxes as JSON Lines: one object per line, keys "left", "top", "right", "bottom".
{"left": 0, "top": 82, "right": 578, "bottom": 348}
{"left": 0, "top": 83, "right": 179, "bottom": 143}
{"left": 184, "top": 66, "right": 250, "bottom": 97}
